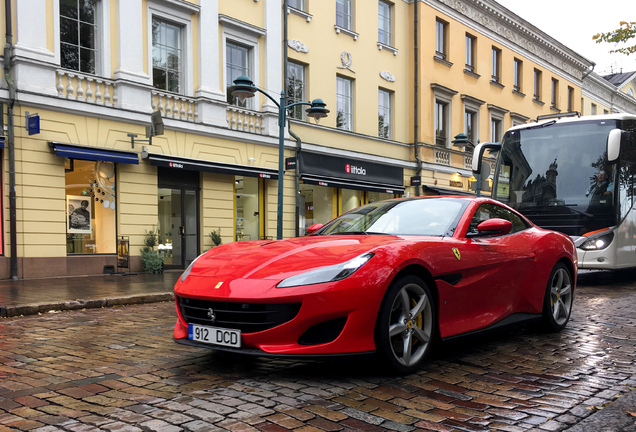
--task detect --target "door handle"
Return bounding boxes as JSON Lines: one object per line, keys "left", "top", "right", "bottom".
{"left": 529, "top": 252, "right": 536, "bottom": 260}
{"left": 180, "top": 226, "right": 185, "bottom": 236}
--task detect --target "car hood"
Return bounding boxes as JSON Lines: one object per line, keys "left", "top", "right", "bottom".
{"left": 187, "top": 235, "right": 401, "bottom": 281}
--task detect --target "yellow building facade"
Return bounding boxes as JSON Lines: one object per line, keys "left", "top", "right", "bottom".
{"left": 0, "top": 0, "right": 632, "bottom": 279}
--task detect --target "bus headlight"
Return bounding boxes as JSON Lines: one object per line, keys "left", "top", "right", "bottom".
{"left": 580, "top": 231, "right": 614, "bottom": 251}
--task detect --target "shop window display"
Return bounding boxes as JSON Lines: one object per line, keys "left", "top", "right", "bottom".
{"left": 299, "top": 183, "right": 335, "bottom": 233}
{"left": 235, "top": 176, "right": 260, "bottom": 241}
{"left": 65, "top": 159, "right": 116, "bottom": 254}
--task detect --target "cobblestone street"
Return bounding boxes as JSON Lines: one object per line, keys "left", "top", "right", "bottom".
{"left": 0, "top": 271, "right": 635, "bottom": 432}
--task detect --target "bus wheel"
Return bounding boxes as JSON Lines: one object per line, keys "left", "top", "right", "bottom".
{"left": 542, "top": 262, "right": 574, "bottom": 332}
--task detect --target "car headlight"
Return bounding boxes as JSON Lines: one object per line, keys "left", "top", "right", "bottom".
{"left": 180, "top": 253, "right": 205, "bottom": 282}
{"left": 277, "top": 253, "right": 374, "bottom": 288}
{"left": 580, "top": 231, "right": 614, "bottom": 251}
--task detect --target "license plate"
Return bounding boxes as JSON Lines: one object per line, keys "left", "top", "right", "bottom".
{"left": 188, "top": 324, "right": 241, "bottom": 348}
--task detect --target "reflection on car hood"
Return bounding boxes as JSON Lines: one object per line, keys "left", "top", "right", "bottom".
{"left": 188, "top": 235, "right": 401, "bottom": 280}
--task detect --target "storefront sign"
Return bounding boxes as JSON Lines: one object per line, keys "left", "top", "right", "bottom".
{"left": 449, "top": 180, "right": 464, "bottom": 188}
{"left": 298, "top": 151, "right": 405, "bottom": 194}
{"left": 285, "top": 157, "right": 297, "bottom": 170}
{"left": 410, "top": 176, "right": 422, "bottom": 186}
{"left": 144, "top": 153, "right": 278, "bottom": 180}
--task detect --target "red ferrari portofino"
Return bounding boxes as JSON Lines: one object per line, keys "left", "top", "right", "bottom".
{"left": 173, "top": 196, "right": 577, "bottom": 374}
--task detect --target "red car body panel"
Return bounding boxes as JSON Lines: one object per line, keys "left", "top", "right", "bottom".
{"left": 173, "top": 197, "right": 577, "bottom": 357}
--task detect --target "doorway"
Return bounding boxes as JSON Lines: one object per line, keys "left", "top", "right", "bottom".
{"left": 158, "top": 168, "right": 199, "bottom": 269}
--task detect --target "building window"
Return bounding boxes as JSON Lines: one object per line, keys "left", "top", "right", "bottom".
{"left": 465, "top": 34, "right": 476, "bottom": 71}
{"left": 226, "top": 41, "right": 250, "bottom": 107}
{"left": 491, "top": 118, "right": 502, "bottom": 143}
{"left": 591, "top": 103, "right": 597, "bottom": 115}
{"left": 288, "top": 0, "right": 305, "bottom": 11}
{"left": 533, "top": 68, "right": 542, "bottom": 100}
{"left": 60, "top": 0, "right": 98, "bottom": 74}
{"left": 336, "top": 0, "right": 352, "bottom": 30}
{"left": 336, "top": 76, "right": 353, "bottom": 131}
{"left": 551, "top": 78, "right": 559, "bottom": 109}
{"left": 465, "top": 110, "right": 477, "bottom": 145}
{"left": 287, "top": 61, "right": 306, "bottom": 120}
{"left": 378, "top": 88, "right": 392, "bottom": 139}
{"left": 567, "top": 87, "right": 575, "bottom": 111}
{"left": 491, "top": 47, "right": 501, "bottom": 82}
{"left": 378, "top": 0, "right": 392, "bottom": 46}
{"left": 435, "top": 19, "right": 448, "bottom": 60}
{"left": 513, "top": 58, "right": 522, "bottom": 92}
{"left": 435, "top": 100, "right": 448, "bottom": 146}
{"left": 152, "top": 18, "right": 183, "bottom": 93}
{"left": 66, "top": 159, "right": 116, "bottom": 254}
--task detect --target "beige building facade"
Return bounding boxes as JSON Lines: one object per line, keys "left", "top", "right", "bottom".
{"left": 0, "top": 0, "right": 634, "bottom": 279}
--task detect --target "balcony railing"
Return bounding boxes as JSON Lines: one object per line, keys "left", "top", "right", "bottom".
{"left": 56, "top": 70, "right": 117, "bottom": 106}
{"left": 226, "top": 106, "right": 264, "bottom": 134}
{"left": 434, "top": 148, "right": 451, "bottom": 166}
{"left": 151, "top": 91, "right": 195, "bottom": 122}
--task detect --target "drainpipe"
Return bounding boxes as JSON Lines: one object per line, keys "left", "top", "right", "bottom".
{"left": 5, "top": 0, "right": 18, "bottom": 280}
{"left": 413, "top": 0, "right": 422, "bottom": 196}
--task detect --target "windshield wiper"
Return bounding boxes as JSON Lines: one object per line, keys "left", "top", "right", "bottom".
{"left": 562, "top": 204, "right": 593, "bottom": 218}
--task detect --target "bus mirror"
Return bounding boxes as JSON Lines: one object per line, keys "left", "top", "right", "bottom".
{"left": 607, "top": 129, "right": 621, "bottom": 163}
{"left": 471, "top": 142, "right": 501, "bottom": 174}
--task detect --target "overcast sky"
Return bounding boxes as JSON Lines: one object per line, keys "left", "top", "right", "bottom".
{"left": 495, "top": 0, "right": 636, "bottom": 76}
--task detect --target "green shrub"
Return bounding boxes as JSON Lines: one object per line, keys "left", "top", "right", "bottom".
{"left": 141, "top": 250, "right": 164, "bottom": 274}
{"left": 209, "top": 228, "right": 222, "bottom": 247}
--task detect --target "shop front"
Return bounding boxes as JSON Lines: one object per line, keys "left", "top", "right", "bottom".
{"left": 49, "top": 142, "right": 140, "bottom": 274}
{"left": 296, "top": 151, "right": 405, "bottom": 233}
{"left": 143, "top": 152, "right": 278, "bottom": 267}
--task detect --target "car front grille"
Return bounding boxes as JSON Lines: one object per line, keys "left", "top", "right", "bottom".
{"left": 177, "top": 296, "right": 302, "bottom": 333}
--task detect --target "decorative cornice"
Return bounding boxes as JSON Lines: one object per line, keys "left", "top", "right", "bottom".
{"left": 428, "top": 0, "right": 592, "bottom": 81}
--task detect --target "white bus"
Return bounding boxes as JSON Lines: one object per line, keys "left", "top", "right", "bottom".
{"left": 472, "top": 113, "right": 636, "bottom": 270}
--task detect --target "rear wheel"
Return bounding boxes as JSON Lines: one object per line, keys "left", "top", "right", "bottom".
{"left": 375, "top": 275, "right": 436, "bottom": 374}
{"left": 542, "top": 262, "right": 574, "bottom": 332}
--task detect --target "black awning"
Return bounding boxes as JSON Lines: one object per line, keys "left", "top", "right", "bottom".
{"left": 49, "top": 142, "right": 139, "bottom": 164}
{"left": 301, "top": 175, "right": 405, "bottom": 195}
{"left": 298, "top": 151, "right": 404, "bottom": 194}
{"left": 422, "top": 185, "right": 475, "bottom": 196}
{"left": 144, "top": 153, "right": 278, "bottom": 180}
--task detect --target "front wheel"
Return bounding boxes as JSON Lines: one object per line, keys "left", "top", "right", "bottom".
{"left": 542, "top": 262, "right": 574, "bottom": 332}
{"left": 375, "top": 275, "right": 436, "bottom": 374}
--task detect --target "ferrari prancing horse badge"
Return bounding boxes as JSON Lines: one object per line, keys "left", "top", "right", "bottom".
{"left": 452, "top": 248, "right": 461, "bottom": 260}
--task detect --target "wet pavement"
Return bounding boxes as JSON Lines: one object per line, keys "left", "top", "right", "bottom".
{"left": 0, "top": 272, "right": 180, "bottom": 318}
{"left": 0, "top": 270, "right": 634, "bottom": 431}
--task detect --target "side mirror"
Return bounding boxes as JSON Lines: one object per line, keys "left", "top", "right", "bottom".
{"left": 471, "top": 142, "right": 502, "bottom": 174}
{"left": 466, "top": 218, "right": 513, "bottom": 238}
{"left": 305, "top": 223, "right": 324, "bottom": 235}
{"left": 607, "top": 129, "right": 621, "bottom": 163}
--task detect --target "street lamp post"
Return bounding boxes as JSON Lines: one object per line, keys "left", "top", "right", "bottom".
{"left": 452, "top": 133, "right": 480, "bottom": 196}
{"left": 453, "top": 133, "right": 500, "bottom": 197}
{"left": 229, "top": 76, "right": 329, "bottom": 240}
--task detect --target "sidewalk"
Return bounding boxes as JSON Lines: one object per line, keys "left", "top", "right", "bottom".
{"left": 0, "top": 271, "right": 180, "bottom": 318}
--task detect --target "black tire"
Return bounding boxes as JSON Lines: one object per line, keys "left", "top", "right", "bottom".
{"left": 542, "top": 262, "right": 574, "bottom": 332}
{"left": 375, "top": 275, "right": 436, "bottom": 374}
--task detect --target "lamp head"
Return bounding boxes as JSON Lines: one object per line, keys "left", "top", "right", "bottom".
{"left": 229, "top": 75, "right": 257, "bottom": 100}
{"left": 306, "top": 99, "right": 329, "bottom": 123}
{"left": 452, "top": 132, "right": 474, "bottom": 151}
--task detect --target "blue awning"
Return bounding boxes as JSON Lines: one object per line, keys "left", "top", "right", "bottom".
{"left": 0, "top": 137, "right": 4, "bottom": 148}
{"left": 49, "top": 142, "right": 139, "bottom": 165}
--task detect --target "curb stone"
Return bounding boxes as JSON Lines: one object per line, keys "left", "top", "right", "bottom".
{"left": 0, "top": 292, "right": 174, "bottom": 318}
{"left": 564, "top": 390, "right": 636, "bottom": 432}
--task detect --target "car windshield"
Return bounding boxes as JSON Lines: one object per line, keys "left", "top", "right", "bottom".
{"left": 316, "top": 198, "right": 467, "bottom": 236}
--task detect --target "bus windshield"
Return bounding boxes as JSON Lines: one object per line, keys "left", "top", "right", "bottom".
{"left": 493, "top": 119, "right": 619, "bottom": 236}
